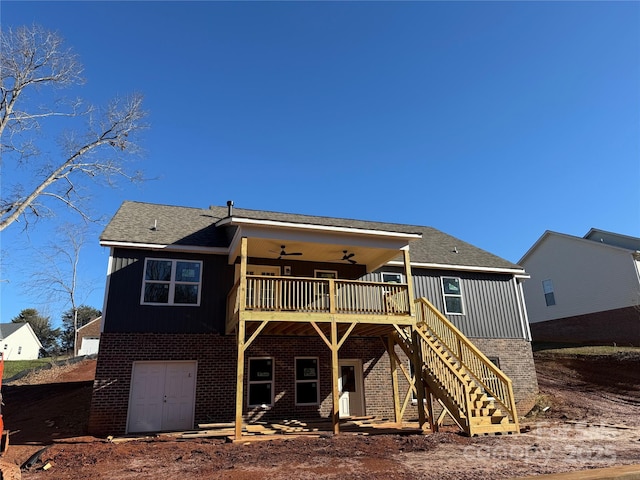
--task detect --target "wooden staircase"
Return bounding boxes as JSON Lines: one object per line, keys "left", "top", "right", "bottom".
{"left": 399, "top": 298, "right": 520, "bottom": 436}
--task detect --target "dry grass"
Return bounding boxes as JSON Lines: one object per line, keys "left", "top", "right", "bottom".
{"left": 7, "top": 362, "right": 80, "bottom": 386}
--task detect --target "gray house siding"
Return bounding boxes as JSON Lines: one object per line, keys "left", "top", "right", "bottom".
{"left": 366, "top": 268, "right": 524, "bottom": 339}
{"left": 105, "top": 248, "right": 233, "bottom": 334}
{"left": 106, "top": 248, "right": 524, "bottom": 340}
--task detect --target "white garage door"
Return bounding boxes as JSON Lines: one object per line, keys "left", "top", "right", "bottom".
{"left": 78, "top": 338, "right": 100, "bottom": 356}
{"left": 127, "top": 361, "right": 197, "bottom": 433}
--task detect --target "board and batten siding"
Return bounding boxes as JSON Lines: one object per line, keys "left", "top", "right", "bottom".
{"left": 105, "top": 248, "right": 233, "bottom": 334}
{"left": 367, "top": 268, "right": 526, "bottom": 339}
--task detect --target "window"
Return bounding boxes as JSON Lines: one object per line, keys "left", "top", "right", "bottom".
{"left": 542, "top": 279, "right": 555, "bottom": 306}
{"left": 295, "top": 357, "right": 319, "bottom": 405}
{"left": 442, "top": 277, "right": 464, "bottom": 314}
{"left": 381, "top": 272, "right": 403, "bottom": 284}
{"left": 141, "top": 258, "right": 202, "bottom": 306}
{"left": 248, "top": 357, "right": 274, "bottom": 407}
{"left": 487, "top": 356, "right": 500, "bottom": 369}
{"left": 314, "top": 270, "right": 337, "bottom": 280}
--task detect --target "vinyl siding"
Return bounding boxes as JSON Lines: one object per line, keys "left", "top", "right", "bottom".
{"left": 521, "top": 234, "right": 640, "bottom": 323}
{"left": 105, "top": 249, "right": 233, "bottom": 333}
{"left": 367, "top": 268, "right": 525, "bottom": 339}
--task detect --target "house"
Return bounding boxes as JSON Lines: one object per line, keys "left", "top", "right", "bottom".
{"left": 88, "top": 200, "right": 538, "bottom": 438}
{"left": 0, "top": 322, "right": 44, "bottom": 360}
{"left": 76, "top": 316, "right": 102, "bottom": 356}
{"left": 519, "top": 229, "right": 640, "bottom": 346}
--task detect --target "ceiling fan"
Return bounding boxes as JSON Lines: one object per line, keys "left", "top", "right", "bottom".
{"left": 274, "top": 245, "right": 302, "bottom": 260}
{"left": 340, "top": 250, "right": 357, "bottom": 264}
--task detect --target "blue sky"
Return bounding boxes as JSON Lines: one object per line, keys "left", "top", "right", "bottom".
{"left": 1, "top": 1, "right": 639, "bottom": 327}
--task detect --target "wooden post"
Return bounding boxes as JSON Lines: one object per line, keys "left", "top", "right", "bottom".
{"left": 331, "top": 317, "right": 340, "bottom": 434}
{"left": 424, "top": 384, "right": 436, "bottom": 433}
{"left": 388, "top": 335, "right": 402, "bottom": 424}
{"left": 328, "top": 279, "right": 336, "bottom": 314}
{"left": 403, "top": 248, "right": 416, "bottom": 316}
{"left": 412, "top": 328, "right": 427, "bottom": 428}
{"left": 234, "top": 237, "right": 249, "bottom": 440}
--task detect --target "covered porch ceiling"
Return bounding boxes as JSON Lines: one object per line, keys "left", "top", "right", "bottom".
{"left": 220, "top": 217, "right": 422, "bottom": 272}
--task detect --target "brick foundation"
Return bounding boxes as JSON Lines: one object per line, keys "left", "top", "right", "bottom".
{"left": 88, "top": 333, "right": 538, "bottom": 436}
{"left": 530, "top": 307, "right": 640, "bottom": 346}
{"left": 88, "top": 333, "right": 394, "bottom": 436}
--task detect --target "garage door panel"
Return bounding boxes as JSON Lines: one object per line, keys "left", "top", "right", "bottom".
{"left": 128, "top": 361, "right": 197, "bottom": 433}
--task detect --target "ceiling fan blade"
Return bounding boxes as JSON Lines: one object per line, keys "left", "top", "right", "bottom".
{"left": 277, "top": 245, "right": 302, "bottom": 257}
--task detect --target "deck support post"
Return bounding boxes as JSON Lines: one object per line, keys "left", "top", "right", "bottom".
{"left": 330, "top": 317, "right": 340, "bottom": 434}
{"left": 412, "top": 328, "right": 427, "bottom": 429}
{"left": 403, "top": 248, "right": 416, "bottom": 317}
{"left": 234, "top": 237, "right": 248, "bottom": 440}
{"left": 388, "top": 335, "right": 402, "bottom": 424}
{"left": 424, "top": 384, "right": 436, "bottom": 432}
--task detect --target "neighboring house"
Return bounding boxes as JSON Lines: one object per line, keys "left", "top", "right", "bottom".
{"left": 0, "top": 322, "right": 44, "bottom": 360}
{"left": 89, "top": 201, "right": 538, "bottom": 438}
{"left": 519, "top": 229, "right": 640, "bottom": 346}
{"left": 76, "top": 316, "right": 102, "bottom": 356}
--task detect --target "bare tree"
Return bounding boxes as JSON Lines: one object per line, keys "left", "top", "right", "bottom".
{"left": 26, "top": 223, "right": 96, "bottom": 355}
{"left": 0, "top": 25, "right": 147, "bottom": 231}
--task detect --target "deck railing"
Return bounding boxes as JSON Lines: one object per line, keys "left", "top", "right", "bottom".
{"left": 228, "top": 275, "right": 410, "bottom": 319}
{"left": 414, "top": 298, "right": 519, "bottom": 425}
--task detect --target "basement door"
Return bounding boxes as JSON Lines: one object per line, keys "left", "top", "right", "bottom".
{"left": 127, "top": 361, "right": 197, "bottom": 433}
{"left": 338, "top": 359, "right": 364, "bottom": 418}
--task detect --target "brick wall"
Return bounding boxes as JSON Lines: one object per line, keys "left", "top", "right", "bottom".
{"left": 469, "top": 338, "right": 539, "bottom": 415}
{"left": 530, "top": 306, "right": 640, "bottom": 346}
{"left": 391, "top": 338, "right": 539, "bottom": 420}
{"left": 88, "top": 333, "right": 394, "bottom": 436}
{"left": 89, "top": 332, "right": 538, "bottom": 436}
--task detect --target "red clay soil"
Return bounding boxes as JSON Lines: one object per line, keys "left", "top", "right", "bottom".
{"left": 1, "top": 352, "right": 639, "bottom": 479}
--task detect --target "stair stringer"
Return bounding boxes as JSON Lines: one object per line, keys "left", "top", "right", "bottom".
{"left": 395, "top": 327, "right": 473, "bottom": 435}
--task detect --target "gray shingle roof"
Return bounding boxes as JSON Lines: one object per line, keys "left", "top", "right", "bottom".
{"left": 101, "top": 201, "right": 522, "bottom": 271}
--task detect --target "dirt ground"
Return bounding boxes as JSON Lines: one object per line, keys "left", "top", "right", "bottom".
{"left": 1, "top": 350, "right": 639, "bottom": 479}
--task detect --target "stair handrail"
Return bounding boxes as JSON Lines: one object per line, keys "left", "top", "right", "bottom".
{"left": 395, "top": 327, "right": 473, "bottom": 433}
{"left": 415, "top": 298, "right": 519, "bottom": 427}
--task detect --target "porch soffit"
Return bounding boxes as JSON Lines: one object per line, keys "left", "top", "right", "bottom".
{"left": 225, "top": 220, "right": 421, "bottom": 272}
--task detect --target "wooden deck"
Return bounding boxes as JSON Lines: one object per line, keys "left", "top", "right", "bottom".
{"left": 178, "top": 417, "right": 427, "bottom": 443}
{"left": 226, "top": 275, "right": 413, "bottom": 335}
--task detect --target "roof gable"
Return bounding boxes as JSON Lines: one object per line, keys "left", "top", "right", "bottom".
{"left": 520, "top": 229, "right": 639, "bottom": 264}
{"left": 0, "top": 322, "right": 44, "bottom": 349}
{"left": 0, "top": 322, "right": 25, "bottom": 339}
{"left": 584, "top": 228, "right": 640, "bottom": 251}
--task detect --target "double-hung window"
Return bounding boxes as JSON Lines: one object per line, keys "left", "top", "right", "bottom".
{"left": 295, "top": 357, "right": 319, "bottom": 405}
{"left": 141, "top": 258, "right": 202, "bottom": 306}
{"left": 442, "top": 277, "right": 464, "bottom": 314}
{"left": 542, "top": 279, "right": 556, "bottom": 306}
{"left": 248, "top": 357, "right": 274, "bottom": 407}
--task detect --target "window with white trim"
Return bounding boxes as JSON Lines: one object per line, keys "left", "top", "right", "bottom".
{"left": 295, "top": 357, "right": 319, "bottom": 405}
{"left": 442, "top": 277, "right": 464, "bottom": 314}
{"left": 248, "top": 357, "right": 274, "bottom": 407}
{"left": 141, "top": 258, "right": 202, "bottom": 306}
{"left": 542, "top": 279, "right": 556, "bottom": 306}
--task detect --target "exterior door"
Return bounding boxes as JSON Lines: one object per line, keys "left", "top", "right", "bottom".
{"left": 338, "top": 359, "right": 364, "bottom": 418}
{"left": 128, "top": 361, "right": 197, "bottom": 433}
